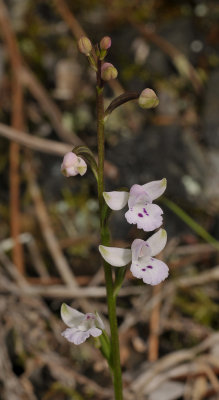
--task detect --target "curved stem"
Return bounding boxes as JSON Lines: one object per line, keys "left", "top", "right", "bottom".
{"left": 104, "top": 91, "right": 139, "bottom": 119}
{"left": 96, "top": 59, "right": 123, "bottom": 400}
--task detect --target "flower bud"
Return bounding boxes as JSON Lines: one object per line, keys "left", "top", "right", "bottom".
{"left": 138, "top": 88, "right": 159, "bottom": 109}
{"left": 78, "top": 36, "right": 92, "bottom": 56}
{"left": 61, "top": 152, "right": 87, "bottom": 177}
{"left": 100, "top": 36, "right": 111, "bottom": 50}
{"left": 101, "top": 62, "right": 118, "bottom": 81}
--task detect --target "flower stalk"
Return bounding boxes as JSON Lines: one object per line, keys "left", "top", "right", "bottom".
{"left": 96, "top": 57, "right": 123, "bottom": 400}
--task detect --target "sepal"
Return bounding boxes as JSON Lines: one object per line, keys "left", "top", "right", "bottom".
{"left": 73, "top": 145, "right": 98, "bottom": 182}
{"left": 103, "top": 191, "right": 129, "bottom": 211}
{"left": 99, "top": 245, "right": 132, "bottom": 267}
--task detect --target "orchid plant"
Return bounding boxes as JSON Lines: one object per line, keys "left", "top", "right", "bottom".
{"left": 60, "top": 35, "right": 169, "bottom": 400}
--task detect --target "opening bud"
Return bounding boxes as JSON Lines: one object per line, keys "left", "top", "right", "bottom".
{"left": 138, "top": 88, "right": 159, "bottom": 109}
{"left": 78, "top": 36, "right": 92, "bottom": 56}
{"left": 100, "top": 36, "right": 111, "bottom": 50}
{"left": 61, "top": 152, "right": 87, "bottom": 177}
{"left": 101, "top": 62, "right": 118, "bottom": 81}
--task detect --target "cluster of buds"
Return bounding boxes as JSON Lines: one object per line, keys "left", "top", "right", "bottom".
{"left": 77, "top": 35, "right": 118, "bottom": 80}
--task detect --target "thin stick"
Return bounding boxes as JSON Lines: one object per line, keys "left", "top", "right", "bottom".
{"left": 20, "top": 66, "right": 82, "bottom": 146}
{"left": 25, "top": 157, "right": 77, "bottom": 288}
{"left": 0, "top": 123, "right": 119, "bottom": 179}
{"left": 53, "top": 0, "right": 85, "bottom": 40}
{"left": 148, "top": 284, "right": 162, "bottom": 362}
{"left": 0, "top": 0, "right": 25, "bottom": 273}
{"left": 0, "top": 122, "right": 73, "bottom": 155}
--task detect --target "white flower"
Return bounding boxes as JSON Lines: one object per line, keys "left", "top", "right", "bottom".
{"left": 61, "top": 304, "right": 104, "bottom": 345}
{"left": 99, "top": 229, "right": 169, "bottom": 286}
{"left": 61, "top": 152, "right": 87, "bottom": 177}
{"left": 103, "top": 179, "right": 166, "bottom": 232}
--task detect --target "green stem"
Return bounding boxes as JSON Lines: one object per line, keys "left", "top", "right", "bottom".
{"left": 96, "top": 59, "right": 123, "bottom": 400}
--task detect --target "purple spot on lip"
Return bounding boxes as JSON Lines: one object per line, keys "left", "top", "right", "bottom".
{"left": 147, "top": 265, "right": 153, "bottom": 269}
{"left": 143, "top": 208, "right": 149, "bottom": 216}
{"left": 141, "top": 268, "right": 146, "bottom": 271}
{"left": 138, "top": 213, "right": 143, "bottom": 218}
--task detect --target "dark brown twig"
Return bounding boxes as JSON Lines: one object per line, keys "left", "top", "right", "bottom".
{"left": 0, "top": 0, "right": 25, "bottom": 273}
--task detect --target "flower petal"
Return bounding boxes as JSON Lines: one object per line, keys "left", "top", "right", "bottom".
{"left": 103, "top": 191, "right": 129, "bottom": 210}
{"left": 76, "top": 157, "right": 87, "bottom": 176}
{"left": 64, "top": 166, "right": 77, "bottom": 176}
{"left": 142, "top": 178, "right": 167, "bottom": 201}
{"left": 99, "top": 245, "right": 132, "bottom": 267}
{"left": 89, "top": 327, "right": 102, "bottom": 337}
{"left": 131, "top": 239, "right": 151, "bottom": 261}
{"left": 146, "top": 229, "right": 167, "bottom": 257}
{"left": 62, "top": 328, "right": 90, "bottom": 345}
{"left": 130, "top": 257, "right": 169, "bottom": 285}
{"left": 130, "top": 261, "right": 144, "bottom": 279}
{"left": 128, "top": 184, "right": 151, "bottom": 208}
{"left": 61, "top": 303, "right": 85, "bottom": 328}
{"left": 125, "top": 203, "right": 163, "bottom": 232}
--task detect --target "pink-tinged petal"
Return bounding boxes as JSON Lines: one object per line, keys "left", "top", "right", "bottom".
{"left": 89, "top": 327, "right": 102, "bottom": 337}
{"left": 130, "top": 258, "right": 169, "bottom": 285}
{"left": 131, "top": 239, "right": 151, "bottom": 261}
{"left": 141, "top": 258, "right": 169, "bottom": 285}
{"left": 146, "top": 229, "right": 167, "bottom": 257}
{"left": 103, "top": 191, "right": 129, "bottom": 210}
{"left": 76, "top": 157, "right": 87, "bottom": 176}
{"left": 142, "top": 178, "right": 167, "bottom": 201}
{"left": 99, "top": 245, "right": 132, "bottom": 267}
{"left": 130, "top": 261, "right": 144, "bottom": 279}
{"left": 128, "top": 184, "right": 152, "bottom": 208}
{"left": 65, "top": 166, "right": 78, "bottom": 176}
{"left": 62, "top": 328, "right": 90, "bottom": 345}
{"left": 125, "top": 203, "right": 163, "bottom": 232}
{"left": 62, "top": 152, "right": 78, "bottom": 166}
{"left": 61, "top": 303, "right": 84, "bottom": 328}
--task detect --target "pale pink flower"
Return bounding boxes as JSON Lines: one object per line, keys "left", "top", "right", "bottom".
{"left": 61, "top": 304, "right": 104, "bottom": 345}
{"left": 99, "top": 229, "right": 169, "bottom": 286}
{"left": 103, "top": 178, "right": 166, "bottom": 232}
{"left": 61, "top": 152, "right": 87, "bottom": 177}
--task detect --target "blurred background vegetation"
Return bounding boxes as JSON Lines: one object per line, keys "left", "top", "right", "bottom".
{"left": 0, "top": 1, "right": 219, "bottom": 399}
